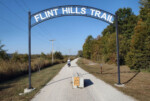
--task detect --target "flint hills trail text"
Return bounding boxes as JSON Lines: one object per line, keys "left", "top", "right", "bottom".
{"left": 33, "top": 6, "right": 114, "bottom": 24}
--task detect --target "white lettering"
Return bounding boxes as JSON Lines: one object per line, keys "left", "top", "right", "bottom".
{"left": 53, "top": 8, "right": 58, "bottom": 15}
{"left": 107, "top": 15, "right": 113, "bottom": 23}
{"left": 90, "top": 9, "right": 95, "bottom": 16}
{"left": 67, "top": 7, "right": 71, "bottom": 14}
{"left": 62, "top": 7, "right": 70, "bottom": 14}
{"left": 34, "top": 14, "right": 40, "bottom": 22}
{"left": 95, "top": 10, "right": 101, "bottom": 18}
{"left": 71, "top": 7, "right": 76, "bottom": 14}
{"left": 46, "top": 10, "right": 54, "bottom": 17}
{"left": 81, "top": 7, "right": 86, "bottom": 14}
{"left": 44, "top": 11, "right": 48, "bottom": 18}
{"left": 101, "top": 13, "right": 107, "bottom": 20}
{"left": 33, "top": 6, "right": 114, "bottom": 24}
{"left": 39, "top": 13, "right": 47, "bottom": 20}
{"left": 75, "top": 7, "right": 80, "bottom": 14}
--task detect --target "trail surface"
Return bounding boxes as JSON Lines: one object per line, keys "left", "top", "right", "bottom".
{"left": 31, "top": 58, "right": 136, "bottom": 101}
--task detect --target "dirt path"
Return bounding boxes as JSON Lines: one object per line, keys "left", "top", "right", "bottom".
{"left": 31, "top": 58, "right": 136, "bottom": 101}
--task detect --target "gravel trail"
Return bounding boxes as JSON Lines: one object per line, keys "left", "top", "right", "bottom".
{"left": 31, "top": 58, "right": 136, "bottom": 101}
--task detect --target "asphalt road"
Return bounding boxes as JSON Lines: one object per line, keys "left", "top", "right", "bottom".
{"left": 31, "top": 58, "right": 136, "bottom": 101}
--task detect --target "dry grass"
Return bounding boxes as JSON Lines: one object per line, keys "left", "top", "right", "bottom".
{"left": 0, "top": 58, "right": 70, "bottom": 82}
{"left": 0, "top": 63, "right": 65, "bottom": 101}
{"left": 77, "top": 58, "right": 150, "bottom": 101}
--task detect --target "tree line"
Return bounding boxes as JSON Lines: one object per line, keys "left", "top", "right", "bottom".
{"left": 82, "top": 0, "right": 150, "bottom": 71}
{"left": 0, "top": 40, "right": 74, "bottom": 82}
{"left": 0, "top": 40, "right": 64, "bottom": 62}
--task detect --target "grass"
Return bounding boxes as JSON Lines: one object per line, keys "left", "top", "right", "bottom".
{"left": 0, "top": 63, "right": 65, "bottom": 101}
{"left": 0, "top": 58, "right": 68, "bottom": 82}
{"left": 77, "top": 58, "right": 150, "bottom": 101}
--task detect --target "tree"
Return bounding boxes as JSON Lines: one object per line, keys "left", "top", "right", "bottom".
{"left": 115, "top": 8, "right": 138, "bottom": 39}
{"left": 101, "top": 33, "right": 117, "bottom": 63}
{"left": 11, "top": 51, "right": 20, "bottom": 62}
{"left": 90, "top": 35, "right": 103, "bottom": 61}
{"left": 101, "top": 8, "right": 137, "bottom": 64}
{"left": 54, "top": 51, "right": 64, "bottom": 59}
{"left": 20, "top": 54, "right": 28, "bottom": 62}
{"left": 41, "top": 52, "right": 47, "bottom": 59}
{"left": 126, "top": 19, "right": 149, "bottom": 69}
{"left": 82, "top": 2, "right": 150, "bottom": 69}
{"left": 126, "top": 0, "right": 150, "bottom": 70}
{"left": 102, "top": 25, "right": 115, "bottom": 36}
{"left": 139, "top": 0, "right": 150, "bottom": 21}
{"left": 83, "top": 35, "right": 94, "bottom": 59}
{"left": 0, "top": 41, "right": 8, "bottom": 60}
{"left": 77, "top": 50, "right": 83, "bottom": 57}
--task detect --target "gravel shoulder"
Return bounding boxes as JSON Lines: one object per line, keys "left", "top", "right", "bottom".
{"left": 31, "top": 58, "right": 136, "bottom": 101}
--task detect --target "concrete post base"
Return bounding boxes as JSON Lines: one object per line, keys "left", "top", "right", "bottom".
{"left": 19, "top": 88, "right": 35, "bottom": 95}
{"left": 114, "top": 83, "right": 125, "bottom": 87}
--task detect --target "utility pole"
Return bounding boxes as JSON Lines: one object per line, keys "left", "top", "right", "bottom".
{"left": 49, "top": 40, "right": 55, "bottom": 64}
{"left": 68, "top": 49, "right": 71, "bottom": 58}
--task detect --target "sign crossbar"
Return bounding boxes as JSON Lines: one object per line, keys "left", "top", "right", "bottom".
{"left": 27, "top": 5, "right": 121, "bottom": 89}
{"left": 30, "top": 5, "right": 115, "bottom": 27}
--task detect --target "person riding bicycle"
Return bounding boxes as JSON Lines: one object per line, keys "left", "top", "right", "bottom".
{"left": 67, "top": 58, "right": 71, "bottom": 67}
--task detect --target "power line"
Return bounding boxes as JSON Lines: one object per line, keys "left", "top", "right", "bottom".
{"left": 1, "top": 1, "right": 50, "bottom": 42}
{"left": 14, "top": 0, "right": 49, "bottom": 40}
{"left": 0, "top": 1, "right": 50, "bottom": 45}
{"left": 0, "top": 1, "right": 27, "bottom": 24}
{"left": 16, "top": 0, "right": 51, "bottom": 41}
{"left": 21, "top": 0, "right": 30, "bottom": 11}
{"left": 20, "top": 0, "right": 52, "bottom": 40}
{"left": 0, "top": 17, "right": 48, "bottom": 44}
{"left": 36, "top": 26, "right": 51, "bottom": 40}
{"left": 15, "top": 0, "right": 52, "bottom": 42}
{"left": 0, "top": 17, "right": 27, "bottom": 33}
{"left": 14, "top": 0, "right": 28, "bottom": 12}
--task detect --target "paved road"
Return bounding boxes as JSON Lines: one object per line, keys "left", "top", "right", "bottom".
{"left": 31, "top": 58, "right": 136, "bottom": 101}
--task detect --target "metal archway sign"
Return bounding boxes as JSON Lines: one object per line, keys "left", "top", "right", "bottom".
{"left": 28, "top": 5, "right": 121, "bottom": 89}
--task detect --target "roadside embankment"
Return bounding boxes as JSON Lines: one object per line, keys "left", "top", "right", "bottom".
{"left": 77, "top": 58, "right": 150, "bottom": 101}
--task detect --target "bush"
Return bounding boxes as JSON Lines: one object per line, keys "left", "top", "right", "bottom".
{"left": 54, "top": 51, "right": 64, "bottom": 59}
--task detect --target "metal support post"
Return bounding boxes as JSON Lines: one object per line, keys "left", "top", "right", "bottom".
{"left": 28, "top": 11, "right": 32, "bottom": 89}
{"left": 115, "top": 13, "right": 121, "bottom": 85}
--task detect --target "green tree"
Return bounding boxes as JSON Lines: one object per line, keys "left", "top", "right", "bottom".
{"left": 116, "top": 8, "right": 137, "bottom": 64}
{"left": 102, "top": 25, "right": 115, "bottom": 36}
{"left": 126, "top": 0, "right": 150, "bottom": 70}
{"left": 41, "top": 52, "right": 47, "bottom": 59}
{"left": 101, "top": 8, "right": 137, "bottom": 64}
{"left": 91, "top": 36, "right": 101, "bottom": 61}
{"left": 83, "top": 35, "right": 94, "bottom": 59}
{"left": 0, "top": 41, "right": 8, "bottom": 60}
{"left": 77, "top": 50, "right": 83, "bottom": 57}
{"left": 139, "top": 0, "right": 150, "bottom": 21}
{"left": 11, "top": 52, "right": 20, "bottom": 62}
{"left": 20, "top": 54, "right": 28, "bottom": 62}
{"left": 126, "top": 19, "right": 148, "bottom": 69}
{"left": 54, "top": 51, "right": 64, "bottom": 59}
{"left": 82, "top": 3, "right": 149, "bottom": 68}
{"left": 101, "top": 33, "right": 117, "bottom": 63}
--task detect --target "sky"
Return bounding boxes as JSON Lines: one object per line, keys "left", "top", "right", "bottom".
{"left": 0, "top": 0, "right": 140, "bottom": 55}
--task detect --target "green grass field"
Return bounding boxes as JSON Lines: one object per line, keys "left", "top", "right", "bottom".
{"left": 0, "top": 63, "right": 65, "bottom": 101}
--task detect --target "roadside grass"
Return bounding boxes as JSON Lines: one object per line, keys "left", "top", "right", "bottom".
{"left": 0, "top": 63, "right": 65, "bottom": 101}
{"left": 77, "top": 58, "right": 150, "bottom": 101}
{"left": 0, "top": 58, "right": 68, "bottom": 82}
